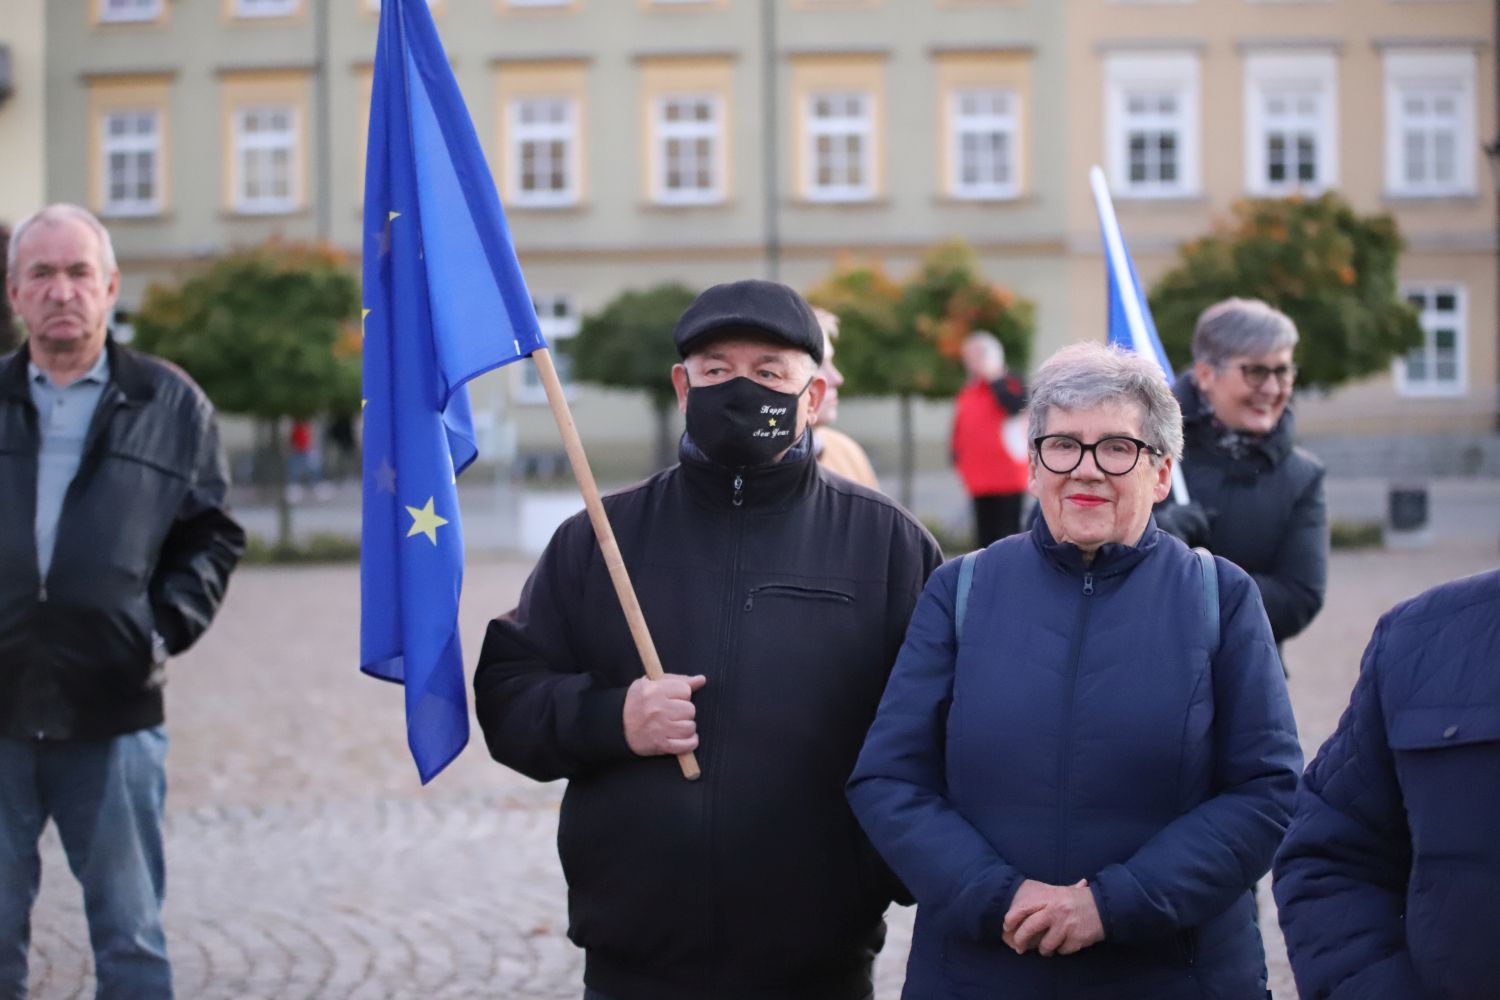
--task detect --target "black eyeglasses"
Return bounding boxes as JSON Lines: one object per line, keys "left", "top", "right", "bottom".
{"left": 1033, "top": 435, "right": 1162, "bottom": 476}
{"left": 1236, "top": 363, "right": 1298, "bottom": 390}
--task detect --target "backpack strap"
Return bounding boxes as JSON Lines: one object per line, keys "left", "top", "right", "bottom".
{"left": 955, "top": 549, "right": 981, "bottom": 641}
{"left": 1193, "top": 547, "right": 1219, "bottom": 652}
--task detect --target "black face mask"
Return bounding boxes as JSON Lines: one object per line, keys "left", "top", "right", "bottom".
{"left": 685, "top": 375, "right": 812, "bottom": 469}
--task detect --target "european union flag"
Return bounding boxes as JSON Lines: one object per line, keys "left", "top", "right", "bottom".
{"left": 1088, "top": 165, "right": 1189, "bottom": 503}
{"left": 361, "top": 0, "right": 546, "bottom": 783}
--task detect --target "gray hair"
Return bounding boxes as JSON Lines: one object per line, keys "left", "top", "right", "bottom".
{"left": 1191, "top": 298, "right": 1298, "bottom": 368}
{"left": 964, "top": 330, "right": 1004, "bottom": 371}
{"left": 6, "top": 204, "right": 119, "bottom": 282}
{"left": 1027, "top": 342, "right": 1183, "bottom": 463}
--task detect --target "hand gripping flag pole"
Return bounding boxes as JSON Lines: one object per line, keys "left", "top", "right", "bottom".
{"left": 1088, "top": 165, "right": 1191, "bottom": 505}
{"left": 532, "top": 348, "right": 701, "bottom": 781}
{"left": 361, "top": 0, "right": 698, "bottom": 782}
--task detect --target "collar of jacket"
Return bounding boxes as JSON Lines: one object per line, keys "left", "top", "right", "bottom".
{"left": 1029, "top": 507, "right": 1159, "bottom": 579}
{"left": 1174, "top": 371, "right": 1294, "bottom": 467}
{"left": 677, "top": 429, "right": 820, "bottom": 512}
{"left": 0, "top": 335, "right": 157, "bottom": 405}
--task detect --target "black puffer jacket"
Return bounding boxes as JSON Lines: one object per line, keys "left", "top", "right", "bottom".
{"left": 0, "top": 340, "right": 245, "bottom": 741}
{"left": 473, "top": 435, "right": 941, "bottom": 1000}
{"left": 1160, "top": 373, "right": 1327, "bottom": 644}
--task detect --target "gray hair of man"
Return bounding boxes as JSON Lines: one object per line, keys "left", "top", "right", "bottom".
{"left": 963, "top": 330, "right": 1005, "bottom": 371}
{"left": 1027, "top": 341, "right": 1184, "bottom": 463}
{"left": 1191, "top": 297, "right": 1298, "bottom": 369}
{"left": 6, "top": 204, "right": 119, "bottom": 281}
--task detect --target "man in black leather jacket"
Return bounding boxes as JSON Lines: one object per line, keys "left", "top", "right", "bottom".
{"left": 474, "top": 280, "right": 942, "bottom": 1000}
{"left": 0, "top": 205, "right": 245, "bottom": 999}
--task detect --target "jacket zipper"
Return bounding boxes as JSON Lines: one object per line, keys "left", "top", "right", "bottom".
{"left": 1055, "top": 570, "right": 1095, "bottom": 885}
{"left": 743, "top": 585, "right": 853, "bottom": 612}
{"left": 706, "top": 471, "right": 747, "bottom": 991}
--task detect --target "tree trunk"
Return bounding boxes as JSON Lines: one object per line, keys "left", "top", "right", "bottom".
{"left": 898, "top": 393, "right": 915, "bottom": 510}
{"left": 267, "top": 417, "right": 294, "bottom": 550}
{"left": 652, "top": 397, "right": 676, "bottom": 472}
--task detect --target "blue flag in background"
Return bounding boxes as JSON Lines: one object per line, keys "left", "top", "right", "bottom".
{"left": 1088, "top": 165, "right": 1189, "bottom": 504}
{"left": 361, "top": 0, "right": 547, "bottom": 783}
{"left": 1088, "top": 167, "right": 1175, "bottom": 377}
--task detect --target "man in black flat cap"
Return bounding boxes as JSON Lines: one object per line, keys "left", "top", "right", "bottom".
{"left": 474, "top": 279, "right": 941, "bottom": 1000}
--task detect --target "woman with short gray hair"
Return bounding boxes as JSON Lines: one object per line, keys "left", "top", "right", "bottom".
{"left": 850, "top": 340, "right": 1300, "bottom": 999}
{"left": 1155, "top": 297, "right": 1328, "bottom": 648}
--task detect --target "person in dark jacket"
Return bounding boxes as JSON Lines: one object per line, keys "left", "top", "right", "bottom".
{"left": 473, "top": 279, "right": 942, "bottom": 1000}
{"left": 1273, "top": 569, "right": 1500, "bottom": 1000}
{"left": 0, "top": 204, "right": 245, "bottom": 999}
{"left": 1155, "top": 298, "right": 1328, "bottom": 647}
{"left": 848, "top": 341, "right": 1301, "bottom": 1000}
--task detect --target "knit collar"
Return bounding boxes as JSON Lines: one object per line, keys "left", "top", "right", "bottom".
{"left": 678, "top": 429, "right": 820, "bottom": 511}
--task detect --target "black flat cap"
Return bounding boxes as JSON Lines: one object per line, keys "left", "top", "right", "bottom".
{"left": 673, "top": 279, "right": 824, "bottom": 365}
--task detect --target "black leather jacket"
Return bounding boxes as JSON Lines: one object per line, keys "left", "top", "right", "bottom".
{"left": 0, "top": 339, "right": 246, "bottom": 740}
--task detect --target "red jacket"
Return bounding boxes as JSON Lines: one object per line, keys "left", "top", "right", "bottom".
{"left": 951, "top": 375, "right": 1029, "bottom": 496}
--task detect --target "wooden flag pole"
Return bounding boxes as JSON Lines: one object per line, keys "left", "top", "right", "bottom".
{"left": 530, "top": 347, "right": 702, "bottom": 781}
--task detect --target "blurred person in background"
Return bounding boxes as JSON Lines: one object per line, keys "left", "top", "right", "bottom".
{"left": 1155, "top": 298, "right": 1327, "bottom": 653}
{"left": 812, "top": 307, "right": 879, "bottom": 490}
{"left": 951, "top": 331, "right": 1029, "bottom": 547}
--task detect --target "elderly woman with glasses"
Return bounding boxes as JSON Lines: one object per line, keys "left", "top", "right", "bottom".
{"left": 848, "top": 342, "right": 1300, "bottom": 1000}
{"left": 1154, "top": 298, "right": 1328, "bottom": 649}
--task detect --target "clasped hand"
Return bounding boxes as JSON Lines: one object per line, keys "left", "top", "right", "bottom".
{"left": 623, "top": 673, "right": 706, "bottom": 756}
{"left": 1001, "top": 878, "right": 1105, "bottom": 957}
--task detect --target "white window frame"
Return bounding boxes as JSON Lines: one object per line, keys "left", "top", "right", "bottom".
{"left": 805, "top": 90, "right": 875, "bottom": 202}
{"left": 100, "top": 109, "right": 162, "bottom": 217}
{"left": 516, "top": 295, "right": 579, "bottom": 403}
{"left": 1244, "top": 52, "right": 1338, "bottom": 196}
{"left": 949, "top": 87, "right": 1021, "bottom": 200}
{"left": 1396, "top": 283, "right": 1467, "bottom": 397}
{"left": 234, "top": 0, "right": 297, "bottom": 16}
{"left": 1104, "top": 52, "right": 1200, "bottom": 198}
{"left": 1383, "top": 50, "right": 1477, "bottom": 198}
{"left": 652, "top": 93, "right": 724, "bottom": 205}
{"left": 508, "top": 96, "right": 578, "bottom": 208}
{"left": 99, "top": 0, "right": 163, "bottom": 22}
{"left": 232, "top": 105, "right": 300, "bottom": 214}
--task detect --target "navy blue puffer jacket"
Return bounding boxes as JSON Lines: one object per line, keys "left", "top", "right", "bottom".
{"left": 1273, "top": 568, "right": 1500, "bottom": 1000}
{"left": 848, "top": 517, "right": 1301, "bottom": 1000}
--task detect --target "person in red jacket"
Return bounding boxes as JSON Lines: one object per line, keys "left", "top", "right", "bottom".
{"left": 951, "top": 331, "right": 1029, "bottom": 546}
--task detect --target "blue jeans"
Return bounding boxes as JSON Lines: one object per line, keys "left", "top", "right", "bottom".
{"left": 0, "top": 729, "right": 172, "bottom": 1000}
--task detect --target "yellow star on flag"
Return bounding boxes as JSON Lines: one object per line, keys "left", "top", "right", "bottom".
{"left": 362, "top": 308, "right": 371, "bottom": 338}
{"left": 405, "top": 496, "right": 449, "bottom": 546}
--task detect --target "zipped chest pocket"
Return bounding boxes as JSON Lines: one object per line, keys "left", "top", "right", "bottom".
{"left": 743, "top": 584, "right": 854, "bottom": 612}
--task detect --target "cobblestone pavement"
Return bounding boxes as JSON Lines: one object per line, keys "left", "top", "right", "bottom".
{"left": 28, "top": 541, "right": 1500, "bottom": 999}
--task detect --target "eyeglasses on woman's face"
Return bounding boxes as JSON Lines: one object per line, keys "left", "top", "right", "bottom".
{"left": 1032, "top": 434, "right": 1163, "bottom": 476}
{"left": 1236, "top": 362, "right": 1298, "bottom": 390}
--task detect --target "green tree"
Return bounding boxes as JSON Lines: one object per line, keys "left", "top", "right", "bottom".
{"left": 133, "top": 239, "right": 361, "bottom": 548}
{"left": 0, "top": 222, "right": 18, "bottom": 354}
{"left": 809, "top": 238, "right": 1035, "bottom": 507}
{"left": 1149, "top": 193, "right": 1423, "bottom": 389}
{"left": 563, "top": 283, "right": 697, "bottom": 472}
